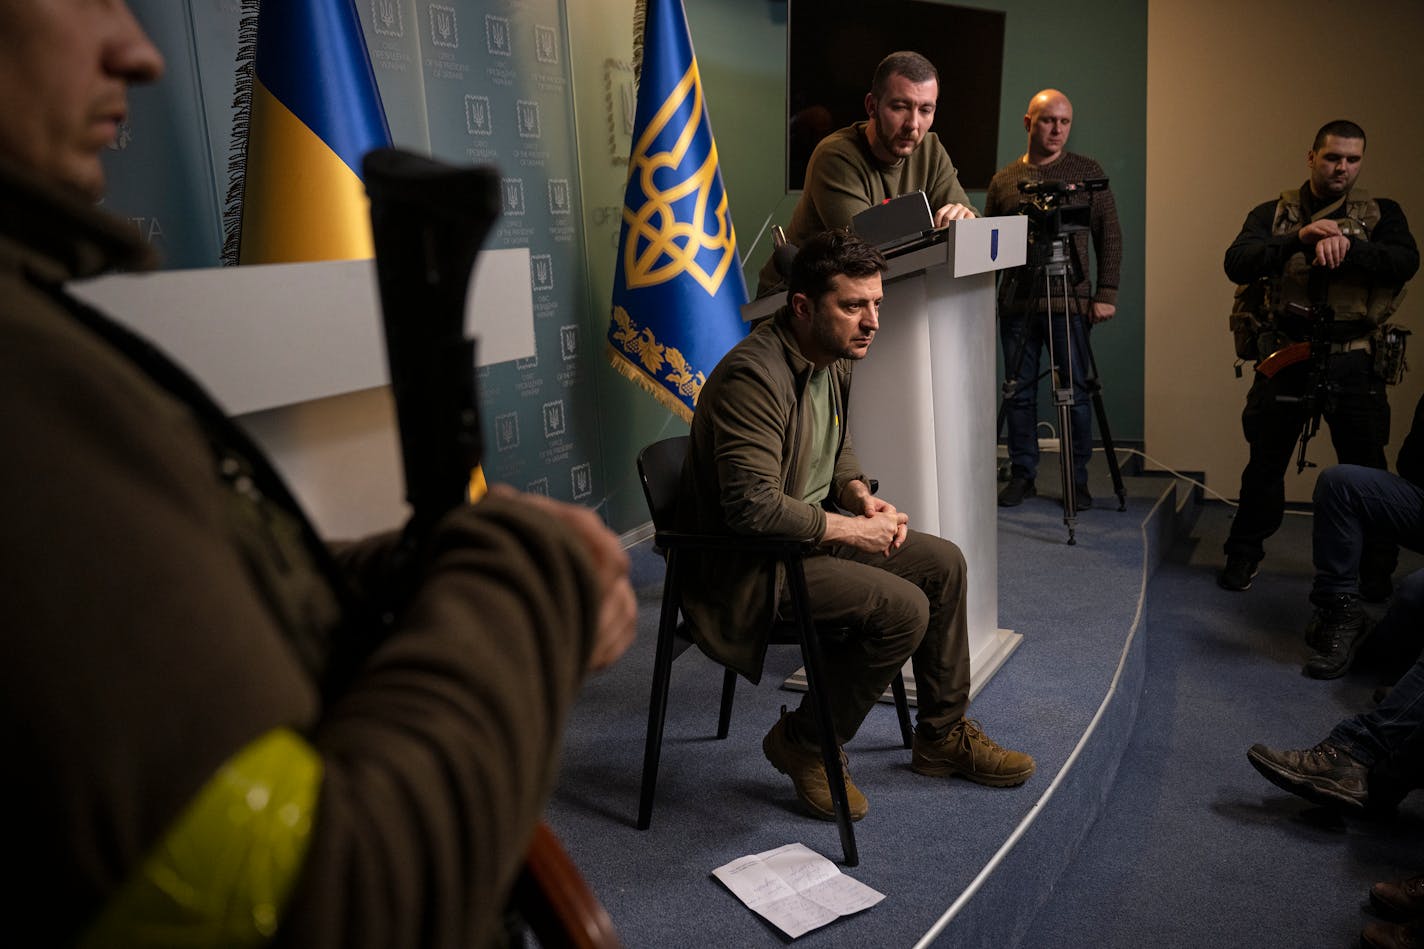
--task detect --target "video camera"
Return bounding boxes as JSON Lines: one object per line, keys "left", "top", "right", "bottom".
{"left": 1016, "top": 177, "right": 1108, "bottom": 243}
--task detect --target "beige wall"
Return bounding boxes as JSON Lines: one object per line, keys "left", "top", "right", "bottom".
{"left": 1146, "top": 0, "right": 1424, "bottom": 502}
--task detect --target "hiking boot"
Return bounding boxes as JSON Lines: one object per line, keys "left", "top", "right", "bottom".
{"left": 1372, "top": 874, "right": 1424, "bottom": 923}
{"left": 1303, "top": 594, "right": 1372, "bottom": 679}
{"left": 1362, "top": 920, "right": 1424, "bottom": 949}
{"left": 1217, "top": 555, "right": 1259, "bottom": 591}
{"left": 998, "top": 476, "right": 1036, "bottom": 507}
{"left": 762, "top": 710, "right": 867, "bottom": 822}
{"left": 911, "top": 719, "right": 1035, "bottom": 786}
{"left": 1246, "top": 740, "right": 1370, "bottom": 810}
{"left": 1074, "top": 483, "right": 1093, "bottom": 511}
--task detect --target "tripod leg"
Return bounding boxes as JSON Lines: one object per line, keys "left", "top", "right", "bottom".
{"left": 1045, "top": 268, "right": 1077, "bottom": 542}
{"left": 1083, "top": 336, "right": 1127, "bottom": 511}
{"left": 1056, "top": 396, "right": 1077, "bottom": 545}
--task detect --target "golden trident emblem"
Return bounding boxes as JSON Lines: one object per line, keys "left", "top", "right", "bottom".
{"left": 622, "top": 59, "right": 737, "bottom": 296}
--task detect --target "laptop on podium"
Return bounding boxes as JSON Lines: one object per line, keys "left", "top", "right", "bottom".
{"left": 851, "top": 190, "right": 940, "bottom": 252}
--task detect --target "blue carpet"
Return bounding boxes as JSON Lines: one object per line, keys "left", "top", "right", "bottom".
{"left": 544, "top": 463, "right": 1177, "bottom": 947}
{"left": 1021, "top": 501, "right": 1424, "bottom": 949}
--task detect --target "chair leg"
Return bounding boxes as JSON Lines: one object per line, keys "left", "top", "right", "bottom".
{"left": 638, "top": 553, "right": 682, "bottom": 831}
{"left": 891, "top": 672, "right": 913, "bottom": 750}
{"left": 716, "top": 668, "right": 736, "bottom": 739}
{"left": 786, "top": 557, "right": 859, "bottom": 867}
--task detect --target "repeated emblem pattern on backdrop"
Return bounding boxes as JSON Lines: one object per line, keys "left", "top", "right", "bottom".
{"left": 109, "top": 0, "right": 602, "bottom": 507}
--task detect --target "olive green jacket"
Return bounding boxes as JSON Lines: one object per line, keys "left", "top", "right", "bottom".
{"left": 678, "top": 310, "right": 870, "bottom": 681}
{"left": 0, "top": 155, "right": 598, "bottom": 949}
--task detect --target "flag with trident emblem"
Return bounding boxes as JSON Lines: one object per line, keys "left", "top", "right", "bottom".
{"left": 606, "top": 0, "right": 749, "bottom": 422}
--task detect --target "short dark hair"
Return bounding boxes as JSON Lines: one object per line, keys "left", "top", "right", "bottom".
{"left": 788, "top": 229, "right": 888, "bottom": 302}
{"left": 1313, "top": 120, "right": 1366, "bottom": 151}
{"left": 871, "top": 51, "right": 938, "bottom": 99}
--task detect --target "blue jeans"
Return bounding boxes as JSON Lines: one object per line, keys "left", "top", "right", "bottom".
{"left": 1000, "top": 307, "right": 1092, "bottom": 484}
{"left": 1311, "top": 464, "right": 1424, "bottom": 601}
{"left": 1331, "top": 613, "right": 1424, "bottom": 767}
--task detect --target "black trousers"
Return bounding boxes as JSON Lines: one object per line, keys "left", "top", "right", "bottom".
{"left": 1225, "top": 350, "right": 1394, "bottom": 582}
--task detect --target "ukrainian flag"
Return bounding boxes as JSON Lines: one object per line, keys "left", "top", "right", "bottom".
{"left": 238, "top": 0, "right": 391, "bottom": 264}
{"left": 607, "top": 0, "right": 748, "bottom": 423}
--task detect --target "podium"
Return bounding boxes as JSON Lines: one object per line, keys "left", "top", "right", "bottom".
{"left": 856, "top": 216, "right": 1027, "bottom": 697}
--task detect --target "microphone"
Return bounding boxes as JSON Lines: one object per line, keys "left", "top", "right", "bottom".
{"left": 771, "top": 224, "right": 798, "bottom": 280}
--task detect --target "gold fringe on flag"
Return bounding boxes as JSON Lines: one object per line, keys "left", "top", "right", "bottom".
{"left": 631, "top": 0, "right": 646, "bottom": 90}
{"left": 606, "top": 343, "right": 694, "bottom": 424}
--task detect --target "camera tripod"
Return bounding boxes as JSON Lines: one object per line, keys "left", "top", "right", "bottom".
{"left": 997, "top": 232, "right": 1126, "bottom": 545}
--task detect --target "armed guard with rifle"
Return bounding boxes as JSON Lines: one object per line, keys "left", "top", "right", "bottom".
{"left": 1219, "top": 119, "right": 1418, "bottom": 594}
{"left": 0, "top": 1, "right": 636, "bottom": 939}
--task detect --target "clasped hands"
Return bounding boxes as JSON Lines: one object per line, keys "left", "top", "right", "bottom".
{"left": 827, "top": 480, "right": 909, "bottom": 557}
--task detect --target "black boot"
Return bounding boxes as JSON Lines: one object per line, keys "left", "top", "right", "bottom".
{"left": 998, "top": 476, "right": 1035, "bottom": 507}
{"left": 1303, "top": 593, "right": 1372, "bottom": 679}
{"left": 1217, "top": 555, "right": 1260, "bottom": 592}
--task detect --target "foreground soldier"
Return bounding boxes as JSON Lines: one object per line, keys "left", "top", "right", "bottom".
{"left": 0, "top": 3, "right": 635, "bottom": 945}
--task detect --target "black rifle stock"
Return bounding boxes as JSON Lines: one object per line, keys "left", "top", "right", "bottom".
{"left": 364, "top": 148, "right": 501, "bottom": 582}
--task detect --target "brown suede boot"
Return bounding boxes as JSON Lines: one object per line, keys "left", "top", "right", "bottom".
{"left": 762, "top": 710, "right": 868, "bottom": 821}
{"left": 911, "top": 718, "right": 1035, "bottom": 786}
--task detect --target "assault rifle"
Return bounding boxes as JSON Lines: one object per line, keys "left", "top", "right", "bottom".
{"left": 1259, "top": 300, "right": 1341, "bottom": 474}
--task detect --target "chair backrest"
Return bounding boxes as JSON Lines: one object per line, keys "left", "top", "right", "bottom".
{"left": 636, "top": 436, "right": 689, "bottom": 532}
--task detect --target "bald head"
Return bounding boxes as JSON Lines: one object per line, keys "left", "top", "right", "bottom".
{"left": 1024, "top": 89, "right": 1073, "bottom": 166}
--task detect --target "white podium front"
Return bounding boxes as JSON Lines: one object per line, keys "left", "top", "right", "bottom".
{"left": 851, "top": 216, "right": 1027, "bottom": 698}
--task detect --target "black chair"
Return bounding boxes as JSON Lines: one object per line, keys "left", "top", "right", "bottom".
{"left": 634, "top": 435, "right": 913, "bottom": 867}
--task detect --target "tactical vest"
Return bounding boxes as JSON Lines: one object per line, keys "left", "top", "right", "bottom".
{"left": 1270, "top": 187, "right": 1400, "bottom": 326}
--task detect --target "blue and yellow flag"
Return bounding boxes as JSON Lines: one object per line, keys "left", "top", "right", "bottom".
{"left": 607, "top": 0, "right": 749, "bottom": 423}
{"left": 238, "top": 0, "right": 391, "bottom": 264}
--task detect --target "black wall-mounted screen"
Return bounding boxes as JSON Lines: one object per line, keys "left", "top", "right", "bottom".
{"left": 786, "top": 0, "right": 1005, "bottom": 192}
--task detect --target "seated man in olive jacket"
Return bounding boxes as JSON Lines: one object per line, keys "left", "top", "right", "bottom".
{"left": 681, "top": 230, "right": 1034, "bottom": 821}
{"left": 0, "top": 4, "right": 635, "bottom": 947}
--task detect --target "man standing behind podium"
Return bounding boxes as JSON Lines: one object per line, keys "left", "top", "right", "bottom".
{"left": 987, "top": 89, "right": 1122, "bottom": 508}
{"left": 755, "top": 50, "right": 977, "bottom": 296}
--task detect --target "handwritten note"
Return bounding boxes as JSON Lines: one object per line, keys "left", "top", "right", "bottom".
{"left": 712, "top": 843, "right": 885, "bottom": 939}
